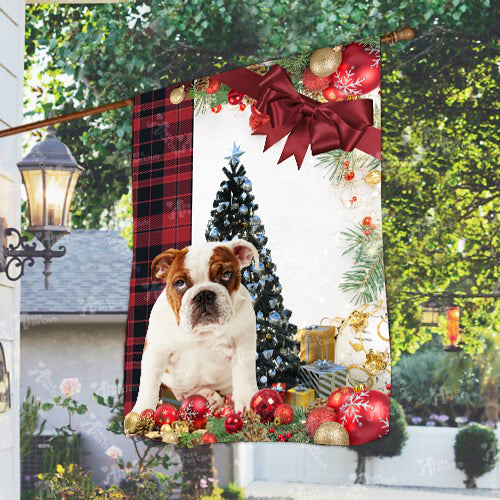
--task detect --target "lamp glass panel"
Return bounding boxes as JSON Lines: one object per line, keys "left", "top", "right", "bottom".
{"left": 21, "top": 169, "right": 44, "bottom": 227}
{"left": 44, "top": 169, "right": 72, "bottom": 226}
{"left": 62, "top": 171, "right": 80, "bottom": 226}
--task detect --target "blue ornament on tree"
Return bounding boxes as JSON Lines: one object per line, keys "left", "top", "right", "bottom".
{"left": 253, "top": 261, "right": 265, "bottom": 273}
{"left": 209, "top": 227, "right": 220, "bottom": 239}
{"left": 250, "top": 215, "right": 261, "bottom": 225}
{"left": 239, "top": 205, "right": 249, "bottom": 215}
{"left": 269, "top": 311, "right": 281, "bottom": 324}
{"left": 243, "top": 179, "right": 252, "bottom": 192}
{"left": 257, "top": 311, "right": 265, "bottom": 321}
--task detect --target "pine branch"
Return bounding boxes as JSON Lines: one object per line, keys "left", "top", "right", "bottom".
{"left": 357, "top": 35, "right": 381, "bottom": 49}
{"left": 274, "top": 50, "right": 312, "bottom": 85}
{"left": 187, "top": 83, "right": 231, "bottom": 115}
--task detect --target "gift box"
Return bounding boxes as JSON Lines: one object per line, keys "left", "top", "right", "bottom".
{"left": 298, "top": 360, "right": 347, "bottom": 399}
{"left": 285, "top": 385, "right": 315, "bottom": 407}
{"left": 296, "top": 323, "right": 337, "bottom": 363}
{"left": 160, "top": 387, "right": 181, "bottom": 408}
{"left": 271, "top": 382, "right": 287, "bottom": 395}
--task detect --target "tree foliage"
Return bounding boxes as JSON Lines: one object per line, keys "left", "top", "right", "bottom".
{"left": 23, "top": 1, "right": 498, "bottom": 360}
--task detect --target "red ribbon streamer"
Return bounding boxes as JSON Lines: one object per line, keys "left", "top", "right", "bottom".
{"left": 217, "top": 64, "right": 381, "bottom": 168}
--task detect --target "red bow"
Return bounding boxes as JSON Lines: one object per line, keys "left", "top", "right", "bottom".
{"left": 252, "top": 65, "right": 374, "bottom": 168}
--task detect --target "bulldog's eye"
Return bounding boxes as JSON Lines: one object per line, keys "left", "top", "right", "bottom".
{"left": 221, "top": 271, "right": 232, "bottom": 282}
{"left": 174, "top": 279, "right": 186, "bottom": 291}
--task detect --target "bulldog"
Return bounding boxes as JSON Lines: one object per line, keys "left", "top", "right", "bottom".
{"left": 132, "top": 239, "right": 259, "bottom": 414}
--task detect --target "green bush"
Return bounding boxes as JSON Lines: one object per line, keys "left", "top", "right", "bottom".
{"left": 222, "top": 482, "right": 247, "bottom": 499}
{"left": 454, "top": 423, "right": 498, "bottom": 488}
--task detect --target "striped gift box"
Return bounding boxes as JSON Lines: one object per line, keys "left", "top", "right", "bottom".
{"left": 298, "top": 360, "right": 347, "bottom": 399}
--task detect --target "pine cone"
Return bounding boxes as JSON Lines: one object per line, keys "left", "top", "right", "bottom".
{"left": 189, "top": 437, "right": 202, "bottom": 447}
{"left": 194, "top": 77, "right": 210, "bottom": 92}
{"left": 242, "top": 424, "right": 270, "bottom": 442}
{"left": 136, "top": 415, "right": 155, "bottom": 435}
{"left": 242, "top": 408, "right": 261, "bottom": 426}
{"left": 306, "top": 397, "right": 328, "bottom": 416}
{"left": 247, "top": 64, "right": 268, "bottom": 75}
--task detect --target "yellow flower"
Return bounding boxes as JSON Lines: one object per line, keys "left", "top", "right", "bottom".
{"left": 68, "top": 463, "right": 74, "bottom": 474}
{"left": 56, "top": 464, "right": 65, "bottom": 474}
{"left": 37, "top": 473, "right": 44, "bottom": 480}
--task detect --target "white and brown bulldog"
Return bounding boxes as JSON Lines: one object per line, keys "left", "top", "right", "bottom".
{"left": 132, "top": 239, "right": 259, "bottom": 414}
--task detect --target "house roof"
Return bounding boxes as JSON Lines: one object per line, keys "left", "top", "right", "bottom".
{"left": 21, "top": 230, "right": 132, "bottom": 314}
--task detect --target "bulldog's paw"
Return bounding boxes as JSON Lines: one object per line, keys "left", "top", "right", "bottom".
{"left": 233, "top": 386, "right": 258, "bottom": 412}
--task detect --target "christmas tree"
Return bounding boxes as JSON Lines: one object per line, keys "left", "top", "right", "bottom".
{"left": 206, "top": 143, "right": 300, "bottom": 388}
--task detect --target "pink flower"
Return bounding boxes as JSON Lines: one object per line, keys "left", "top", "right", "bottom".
{"left": 59, "top": 378, "right": 81, "bottom": 398}
{"left": 105, "top": 445, "right": 123, "bottom": 460}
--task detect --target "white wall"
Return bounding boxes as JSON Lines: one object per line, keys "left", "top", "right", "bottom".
{"left": 0, "top": 1, "right": 25, "bottom": 498}
{"left": 236, "top": 426, "right": 500, "bottom": 489}
{"left": 21, "top": 319, "right": 138, "bottom": 486}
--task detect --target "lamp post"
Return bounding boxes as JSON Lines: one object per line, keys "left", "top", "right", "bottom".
{"left": 420, "top": 299, "right": 440, "bottom": 327}
{"left": 0, "top": 125, "right": 83, "bottom": 289}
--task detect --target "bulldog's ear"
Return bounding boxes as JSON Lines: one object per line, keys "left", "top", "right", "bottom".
{"left": 151, "top": 249, "right": 178, "bottom": 281}
{"left": 226, "top": 239, "right": 259, "bottom": 269}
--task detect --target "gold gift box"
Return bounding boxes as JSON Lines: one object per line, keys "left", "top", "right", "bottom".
{"left": 285, "top": 386, "right": 315, "bottom": 407}
{"left": 296, "top": 324, "right": 337, "bottom": 363}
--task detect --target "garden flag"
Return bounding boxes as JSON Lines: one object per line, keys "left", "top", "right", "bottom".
{"left": 124, "top": 38, "right": 391, "bottom": 447}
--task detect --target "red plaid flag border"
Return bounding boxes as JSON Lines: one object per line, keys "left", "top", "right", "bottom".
{"left": 124, "top": 84, "right": 194, "bottom": 414}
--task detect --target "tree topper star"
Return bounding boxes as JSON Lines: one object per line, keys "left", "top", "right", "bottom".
{"left": 224, "top": 142, "right": 245, "bottom": 165}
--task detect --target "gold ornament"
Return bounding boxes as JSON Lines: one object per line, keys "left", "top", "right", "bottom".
{"left": 244, "top": 95, "right": 257, "bottom": 106}
{"left": 305, "top": 397, "right": 328, "bottom": 417}
{"left": 349, "top": 310, "right": 369, "bottom": 332}
{"left": 273, "top": 416, "right": 283, "bottom": 426}
{"left": 353, "top": 383, "right": 366, "bottom": 393}
{"left": 194, "top": 77, "right": 209, "bottom": 92}
{"left": 314, "top": 422, "right": 350, "bottom": 446}
{"left": 365, "top": 170, "right": 382, "bottom": 186}
{"left": 171, "top": 420, "right": 189, "bottom": 435}
{"left": 160, "top": 423, "right": 172, "bottom": 434}
{"left": 192, "top": 429, "right": 208, "bottom": 438}
{"left": 170, "top": 85, "right": 185, "bottom": 105}
{"left": 266, "top": 333, "right": 272, "bottom": 340}
{"left": 309, "top": 46, "right": 342, "bottom": 77}
{"left": 363, "top": 349, "right": 388, "bottom": 375}
{"left": 124, "top": 412, "right": 140, "bottom": 434}
{"left": 145, "top": 431, "right": 161, "bottom": 439}
{"left": 136, "top": 415, "right": 155, "bottom": 435}
{"left": 247, "top": 63, "right": 268, "bottom": 75}
{"left": 161, "top": 430, "right": 179, "bottom": 445}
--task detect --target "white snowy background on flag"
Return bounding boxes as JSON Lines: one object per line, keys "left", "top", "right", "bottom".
{"left": 192, "top": 103, "right": 386, "bottom": 328}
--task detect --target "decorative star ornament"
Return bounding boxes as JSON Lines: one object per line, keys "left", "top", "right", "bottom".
{"left": 225, "top": 141, "right": 245, "bottom": 165}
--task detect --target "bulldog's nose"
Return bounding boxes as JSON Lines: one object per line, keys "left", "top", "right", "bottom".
{"left": 194, "top": 290, "right": 216, "bottom": 306}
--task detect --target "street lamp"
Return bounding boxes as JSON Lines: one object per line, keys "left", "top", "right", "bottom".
{"left": 420, "top": 299, "right": 440, "bottom": 327}
{"left": 0, "top": 125, "right": 83, "bottom": 289}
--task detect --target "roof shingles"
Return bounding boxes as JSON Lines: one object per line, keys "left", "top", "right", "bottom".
{"left": 21, "top": 230, "right": 132, "bottom": 314}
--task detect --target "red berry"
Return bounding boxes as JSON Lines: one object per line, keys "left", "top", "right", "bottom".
{"left": 362, "top": 216, "right": 373, "bottom": 227}
{"left": 344, "top": 161, "right": 350, "bottom": 167}
{"left": 387, "top": 392, "right": 391, "bottom": 397}
{"left": 239, "top": 103, "right": 247, "bottom": 111}
{"left": 278, "top": 434, "right": 284, "bottom": 440}
{"left": 269, "top": 427, "right": 274, "bottom": 433}
{"left": 211, "top": 105, "right": 222, "bottom": 113}
{"left": 344, "top": 171, "right": 355, "bottom": 181}
{"left": 364, "top": 229, "right": 370, "bottom": 236}
{"left": 386, "top": 384, "right": 391, "bottom": 390}
{"left": 352, "top": 196, "right": 357, "bottom": 202}
{"left": 371, "top": 224, "right": 377, "bottom": 230}
{"left": 285, "top": 432, "right": 292, "bottom": 439}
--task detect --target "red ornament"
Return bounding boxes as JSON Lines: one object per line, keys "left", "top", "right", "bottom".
{"left": 227, "top": 88, "right": 244, "bottom": 105}
{"left": 338, "top": 389, "right": 390, "bottom": 445}
{"left": 211, "top": 105, "right": 222, "bottom": 114}
{"left": 331, "top": 43, "right": 380, "bottom": 97}
{"left": 327, "top": 386, "right": 354, "bottom": 412}
{"left": 322, "top": 84, "right": 347, "bottom": 102}
{"left": 274, "top": 403, "right": 294, "bottom": 425}
{"left": 154, "top": 403, "right": 178, "bottom": 427}
{"left": 239, "top": 103, "right": 247, "bottom": 111}
{"left": 224, "top": 413, "right": 244, "bottom": 434}
{"left": 362, "top": 216, "right": 373, "bottom": 227}
{"left": 206, "top": 77, "right": 221, "bottom": 94}
{"left": 249, "top": 113, "right": 270, "bottom": 132}
{"left": 179, "top": 395, "right": 211, "bottom": 430}
{"left": 344, "top": 171, "right": 355, "bottom": 181}
{"left": 201, "top": 432, "right": 218, "bottom": 444}
{"left": 250, "top": 389, "right": 283, "bottom": 423}
{"left": 305, "top": 407, "right": 337, "bottom": 439}
{"left": 212, "top": 404, "right": 233, "bottom": 419}
{"left": 364, "top": 229, "right": 371, "bottom": 236}
{"left": 140, "top": 408, "right": 155, "bottom": 420}
{"left": 302, "top": 66, "right": 331, "bottom": 91}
